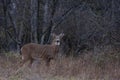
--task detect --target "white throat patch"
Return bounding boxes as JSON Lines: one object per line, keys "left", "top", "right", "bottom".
{"left": 55, "top": 42, "right": 60, "bottom": 45}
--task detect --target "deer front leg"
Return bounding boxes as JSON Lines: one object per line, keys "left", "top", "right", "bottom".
{"left": 45, "top": 58, "right": 52, "bottom": 66}
{"left": 28, "top": 58, "right": 34, "bottom": 68}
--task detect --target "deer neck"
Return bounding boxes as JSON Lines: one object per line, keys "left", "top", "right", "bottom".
{"left": 53, "top": 45, "right": 59, "bottom": 53}
{"left": 51, "top": 43, "right": 60, "bottom": 50}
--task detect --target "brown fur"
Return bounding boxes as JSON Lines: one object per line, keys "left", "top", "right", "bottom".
{"left": 20, "top": 33, "right": 64, "bottom": 67}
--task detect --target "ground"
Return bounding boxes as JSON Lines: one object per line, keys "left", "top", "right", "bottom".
{"left": 0, "top": 51, "right": 120, "bottom": 80}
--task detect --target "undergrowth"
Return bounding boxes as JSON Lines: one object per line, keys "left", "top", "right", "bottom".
{"left": 0, "top": 50, "right": 120, "bottom": 80}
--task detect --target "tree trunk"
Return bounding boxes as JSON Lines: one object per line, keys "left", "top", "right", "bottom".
{"left": 2, "top": 0, "right": 9, "bottom": 51}
{"left": 10, "top": 0, "right": 19, "bottom": 50}
{"left": 41, "top": 0, "right": 49, "bottom": 44}
{"left": 31, "top": 0, "right": 38, "bottom": 43}
{"left": 41, "top": 0, "right": 57, "bottom": 44}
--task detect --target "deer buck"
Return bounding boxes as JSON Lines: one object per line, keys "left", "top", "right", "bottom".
{"left": 20, "top": 33, "right": 64, "bottom": 67}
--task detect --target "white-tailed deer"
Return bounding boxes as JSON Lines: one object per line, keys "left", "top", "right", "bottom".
{"left": 20, "top": 33, "right": 64, "bottom": 67}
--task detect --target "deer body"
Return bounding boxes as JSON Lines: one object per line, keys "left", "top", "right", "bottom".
{"left": 20, "top": 33, "right": 64, "bottom": 67}
{"left": 21, "top": 43, "right": 59, "bottom": 61}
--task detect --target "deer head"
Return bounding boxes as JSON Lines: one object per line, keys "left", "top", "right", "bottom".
{"left": 51, "top": 33, "right": 64, "bottom": 46}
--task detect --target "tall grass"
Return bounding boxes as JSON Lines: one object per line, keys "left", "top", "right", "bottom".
{"left": 0, "top": 49, "right": 120, "bottom": 80}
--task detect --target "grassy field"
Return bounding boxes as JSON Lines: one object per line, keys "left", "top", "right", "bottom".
{"left": 0, "top": 50, "right": 120, "bottom": 80}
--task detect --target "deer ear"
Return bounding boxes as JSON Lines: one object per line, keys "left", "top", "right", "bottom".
{"left": 59, "top": 33, "right": 64, "bottom": 38}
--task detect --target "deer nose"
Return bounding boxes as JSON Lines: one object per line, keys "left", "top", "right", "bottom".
{"left": 57, "top": 40, "right": 60, "bottom": 44}
{"left": 57, "top": 40, "right": 59, "bottom": 42}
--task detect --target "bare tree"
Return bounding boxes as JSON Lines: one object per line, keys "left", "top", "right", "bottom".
{"left": 40, "top": 0, "right": 58, "bottom": 44}
{"left": 30, "top": 0, "right": 38, "bottom": 43}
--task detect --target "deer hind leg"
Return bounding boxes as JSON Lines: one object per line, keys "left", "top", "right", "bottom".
{"left": 19, "top": 55, "right": 30, "bottom": 67}
{"left": 14, "top": 56, "right": 30, "bottom": 75}
{"left": 19, "top": 58, "right": 28, "bottom": 67}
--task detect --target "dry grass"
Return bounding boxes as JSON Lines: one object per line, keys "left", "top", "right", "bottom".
{"left": 0, "top": 50, "right": 120, "bottom": 80}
